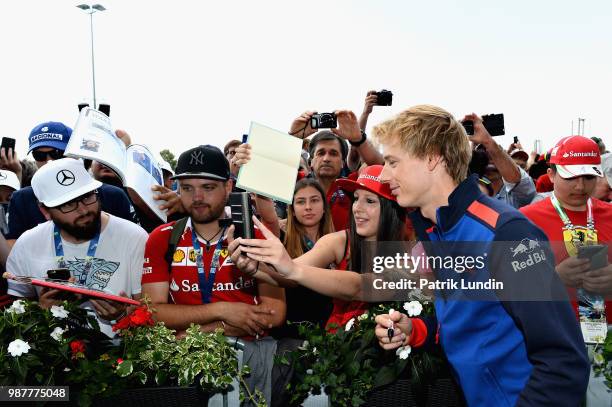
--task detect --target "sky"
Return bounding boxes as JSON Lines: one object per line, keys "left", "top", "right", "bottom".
{"left": 1, "top": 0, "right": 611, "bottom": 161}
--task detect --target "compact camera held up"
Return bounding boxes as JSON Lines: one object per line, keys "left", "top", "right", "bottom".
{"left": 310, "top": 113, "right": 338, "bottom": 129}
{"left": 375, "top": 89, "right": 393, "bottom": 106}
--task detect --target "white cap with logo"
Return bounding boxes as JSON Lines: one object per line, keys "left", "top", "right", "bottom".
{"left": 31, "top": 158, "right": 102, "bottom": 207}
{"left": 0, "top": 170, "right": 21, "bottom": 191}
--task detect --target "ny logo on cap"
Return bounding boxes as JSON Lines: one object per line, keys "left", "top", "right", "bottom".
{"left": 56, "top": 170, "right": 75, "bottom": 186}
{"left": 190, "top": 150, "right": 204, "bottom": 166}
{"left": 41, "top": 126, "right": 49, "bottom": 132}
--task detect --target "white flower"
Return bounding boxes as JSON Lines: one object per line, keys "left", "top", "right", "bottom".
{"left": 306, "top": 369, "right": 314, "bottom": 375}
{"left": 50, "top": 327, "right": 66, "bottom": 341}
{"left": 7, "top": 300, "right": 26, "bottom": 314}
{"left": 345, "top": 318, "right": 355, "bottom": 331}
{"left": 388, "top": 308, "right": 395, "bottom": 315}
{"left": 8, "top": 339, "right": 31, "bottom": 357}
{"left": 312, "top": 347, "right": 318, "bottom": 355}
{"left": 403, "top": 301, "right": 423, "bottom": 317}
{"left": 357, "top": 313, "right": 369, "bottom": 321}
{"left": 50, "top": 305, "right": 69, "bottom": 319}
{"left": 396, "top": 345, "right": 412, "bottom": 360}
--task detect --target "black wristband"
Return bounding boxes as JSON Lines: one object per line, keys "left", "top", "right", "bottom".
{"left": 349, "top": 130, "right": 367, "bottom": 147}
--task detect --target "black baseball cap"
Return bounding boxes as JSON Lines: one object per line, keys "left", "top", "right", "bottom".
{"left": 172, "top": 145, "right": 230, "bottom": 181}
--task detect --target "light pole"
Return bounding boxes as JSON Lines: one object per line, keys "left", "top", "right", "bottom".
{"left": 77, "top": 3, "right": 106, "bottom": 109}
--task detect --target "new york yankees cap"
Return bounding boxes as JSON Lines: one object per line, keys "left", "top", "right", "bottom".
{"left": 172, "top": 145, "right": 230, "bottom": 181}
{"left": 31, "top": 158, "right": 102, "bottom": 207}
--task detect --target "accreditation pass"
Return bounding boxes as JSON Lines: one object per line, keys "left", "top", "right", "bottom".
{"left": 0, "top": 386, "right": 69, "bottom": 401}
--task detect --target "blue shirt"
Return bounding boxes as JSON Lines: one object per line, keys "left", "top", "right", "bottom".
{"left": 411, "top": 175, "right": 589, "bottom": 407}
{"left": 494, "top": 166, "right": 536, "bottom": 209}
{"left": 6, "top": 183, "right": 132, "bottom": 240}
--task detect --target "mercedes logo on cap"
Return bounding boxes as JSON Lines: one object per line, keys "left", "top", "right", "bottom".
{"left": 56, "top": 170, "right": 76, "bottom": 186}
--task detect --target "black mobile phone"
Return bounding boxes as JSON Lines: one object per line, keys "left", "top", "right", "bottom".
{"left": 1, "top": 137, "right": 16, "bottom": 158}
{"left": 578, "top": 244, "right": 609, "bottom": 271}
{"left": 463, "top": 113, "right": 505, "bottom": 137}
{"left": 47, "top": 268, "right": 71, "bottom": 281}
{"left": 98, "top": 103, "right": 111, "bottom": 117}
{"left": 229, "top": 192, "right": 254, "bottom": 239}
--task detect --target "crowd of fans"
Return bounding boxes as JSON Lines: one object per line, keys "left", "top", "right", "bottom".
{"left": 0, "top": 91, "right": 611, "bottom": 406}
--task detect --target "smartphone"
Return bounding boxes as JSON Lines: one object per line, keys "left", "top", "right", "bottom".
{"left": 47, "top": 268, "right": 71, "bottom": 281}
{"left": 534, "top": 139, "right": 542, "bottom": 155}
{"left": 1, "top": 137, "right": 16, "bottom": 158}
{"left": 229, "top": 192, "right": 254, "bottom": 239}
{"left": 578, "top": 244, "right": 609, "bottom": 271}
{"left": 98, "top": 103, "right": 111, "bottom": 117}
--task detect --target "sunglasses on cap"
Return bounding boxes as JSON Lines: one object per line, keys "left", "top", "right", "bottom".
{"left": 32, "top": 149, "right": 64, "bottom": 161}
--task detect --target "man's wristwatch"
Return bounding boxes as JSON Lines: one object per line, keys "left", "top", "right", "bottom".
{"left": 349, "top": 130, "right": 367, "bottom": 147}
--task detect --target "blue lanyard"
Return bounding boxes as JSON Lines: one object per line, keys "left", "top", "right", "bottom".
{"left": 191, "top": 226, "right": 227, "bottom": 304}
{"left": 53, "top": 225, "right": 101, "bottom": 277}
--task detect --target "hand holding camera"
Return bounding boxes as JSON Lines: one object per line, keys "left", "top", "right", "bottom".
{"left": 363, "top": 90, "right": 378, "bottom": 115}
{"left": 289, "top": 111, "right": 318, "bottom": 139}
{"left": 462, "top": 113, "right": 498, "bottom": 147}
{"left": 331, "top": 110, "right": 362, "bottom": 143}
{"left": 310, "top": 112, "right": 337, "bottom": 129}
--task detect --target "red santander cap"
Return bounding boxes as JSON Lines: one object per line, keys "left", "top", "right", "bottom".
{"left": 336, "top": 165, "right": 395, "bottom": 201}
{"left": 549, "top": 136, "right": 603, "bottom": 179}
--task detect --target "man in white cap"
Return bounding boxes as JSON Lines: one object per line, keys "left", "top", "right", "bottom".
{"left": 6, "top": 158, "right": 148, "bottom": 337}
{"left": 0, "top": 170, "right": 20, "bottom": 236}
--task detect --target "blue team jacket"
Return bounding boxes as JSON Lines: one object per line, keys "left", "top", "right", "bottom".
{"left": 410, "top": 175, "right": 589, "bottom": 407}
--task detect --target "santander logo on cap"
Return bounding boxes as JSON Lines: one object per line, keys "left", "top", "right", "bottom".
{"left": 550, "top": 136, "right": 601, "bottom": 166}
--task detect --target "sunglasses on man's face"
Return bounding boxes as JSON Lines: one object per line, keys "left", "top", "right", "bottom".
{"left": 32, "top": 149, "right": 64, "bottom": 161}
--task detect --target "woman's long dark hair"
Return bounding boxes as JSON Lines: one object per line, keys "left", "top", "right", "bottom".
{"left": 284, "top": 178, "right": 335, "bottom": 258}
{"left": 348, "top": 193, "right": 409, "bottom": 274}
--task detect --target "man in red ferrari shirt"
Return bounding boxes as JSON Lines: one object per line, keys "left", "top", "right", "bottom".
{"left": 521, "top": 135, "right": 612, "bottom": 406}
{"left": 141, "top": 145, "right": 285, "bottom": 338}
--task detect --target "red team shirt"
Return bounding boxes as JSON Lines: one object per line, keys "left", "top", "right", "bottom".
{"left": 142, "top": 219, "right": 260, "bottom": 307}
{"left": 521, "top": 197, "right": 612, "bottom": 323}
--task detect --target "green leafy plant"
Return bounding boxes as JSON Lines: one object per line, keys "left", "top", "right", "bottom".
{"left": 593, "top": 330, "right": 612, "bottom": 388}
{"left": 0, "top": 299, "right": 264, "bottom": 406}
{"left": 280, "top": 299, "right": 448, "bottom": 406}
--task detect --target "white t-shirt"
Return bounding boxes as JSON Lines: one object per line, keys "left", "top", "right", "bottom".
{"left": 7, "top": 214, "right": 148, "bottom": 337}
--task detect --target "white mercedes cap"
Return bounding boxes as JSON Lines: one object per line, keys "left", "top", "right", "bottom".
{"left": 0, "top": 170, "right": 20, "bottom": 191}
{"left": 31, "top": 158, "right": 102, "bottom": 207}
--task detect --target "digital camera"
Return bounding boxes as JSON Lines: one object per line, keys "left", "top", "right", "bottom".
{"left": 376, "top": 89, "right": 393, "bottom": 106}
{"left": 463, "top": 113, "right": 505, "bottom": 137}
{"left": 310, "top": 113, "right": 337, "bottom": 129}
